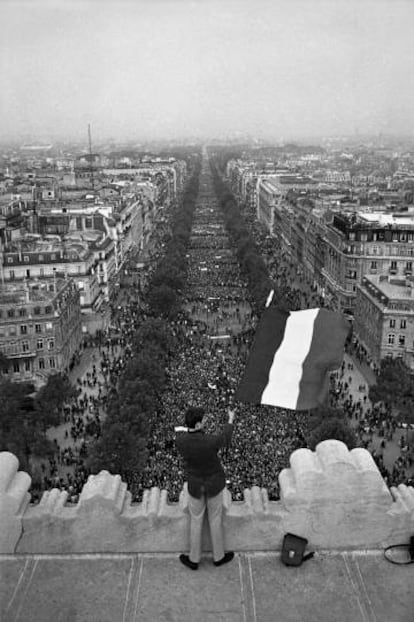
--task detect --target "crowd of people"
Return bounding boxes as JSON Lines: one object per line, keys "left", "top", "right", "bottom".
{"left": 33, "top": 159, "right": 413, "bottom": 504}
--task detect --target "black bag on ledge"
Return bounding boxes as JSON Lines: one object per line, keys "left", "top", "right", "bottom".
{"left": 281, "top": 533, "right": 315, "bottom": 567}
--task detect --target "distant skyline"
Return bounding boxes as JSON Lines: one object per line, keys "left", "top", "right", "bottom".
{"left": 1, "top": 0, "right": 414, "bottom": 142}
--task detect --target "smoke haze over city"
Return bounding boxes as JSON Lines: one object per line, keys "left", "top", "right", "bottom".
{"left": 1, "top": 0, "right": 414, "bottom": 142}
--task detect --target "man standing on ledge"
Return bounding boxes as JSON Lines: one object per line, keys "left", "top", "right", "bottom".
{"left": 175, "top": 405, "right": 236, "bottom": 570}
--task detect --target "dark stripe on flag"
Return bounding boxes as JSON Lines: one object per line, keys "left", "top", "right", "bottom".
{"left": 235, "top": 306, "right": 289, "bottom": 404}
{"left": 296, "top": 309, "right": 350, "bottom": 410}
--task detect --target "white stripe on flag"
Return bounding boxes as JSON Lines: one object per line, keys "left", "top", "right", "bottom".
{"left": 261, "top": 308, "right": 319, "bottom": 409}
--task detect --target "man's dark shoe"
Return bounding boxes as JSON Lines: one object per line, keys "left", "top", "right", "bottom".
{"left": 179, "top": 554, "right": 198, "bottom": 570}
{"left": 214, "top": 552, "right": 234, "bottom": 567}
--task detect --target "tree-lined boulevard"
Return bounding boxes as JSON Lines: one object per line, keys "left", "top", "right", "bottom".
{"left": 1, "top": 148, "right": 413, "bottom": 504}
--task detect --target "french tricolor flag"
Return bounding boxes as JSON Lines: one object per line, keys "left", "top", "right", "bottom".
{"left": 236, "top": 305, "right": 350, "bottom": 411}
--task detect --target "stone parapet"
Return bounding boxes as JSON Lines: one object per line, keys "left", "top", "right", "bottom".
{"left": 0, "top": 441, "right": 413, "bottom": 554}
{"left": 0, "top": 452, "right": 31, "bottom": 553}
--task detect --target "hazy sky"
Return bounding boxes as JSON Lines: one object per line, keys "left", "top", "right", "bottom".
{"left": 1, "top": 0, "right": 414, "bottom": 142}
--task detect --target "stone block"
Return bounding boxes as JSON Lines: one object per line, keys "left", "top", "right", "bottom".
{"left": 278, "top": 440, "right": 406, "bottom": 549}
{"left": 0, "top": 452, "right": 31, "bottom": 553}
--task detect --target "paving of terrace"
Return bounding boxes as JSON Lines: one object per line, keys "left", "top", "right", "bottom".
{"left": 1, "top": 550, "right": 413, "bottom": 622}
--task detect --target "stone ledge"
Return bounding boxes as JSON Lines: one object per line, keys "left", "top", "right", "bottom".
{"left": 0, "top": 441, "right": 413, "bottom": 554}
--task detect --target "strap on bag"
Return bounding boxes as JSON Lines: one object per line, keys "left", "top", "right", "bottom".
{"left": 384, "top": 537, "right": 414, "bottom": 566}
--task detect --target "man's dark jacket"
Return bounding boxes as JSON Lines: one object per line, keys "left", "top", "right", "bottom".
{"left": 176, "top": 423, "right": 233, "bottom": 498}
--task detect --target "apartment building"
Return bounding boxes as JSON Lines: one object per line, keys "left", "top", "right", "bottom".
{"left": 0, "top": 278, "right": 82, "bottom": 386}
{"left": 355, "top": 274, "right": 414, "bottom": 369}
{"left": 321, "top": 211, "right": 414, "bottom": 312}
{"left": 1, "top": 239, "right": 102, "bottom": 312}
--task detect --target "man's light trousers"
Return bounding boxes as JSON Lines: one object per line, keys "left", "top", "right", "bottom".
{"left": 188, "top": 491, "right": 225, "bottom": 563}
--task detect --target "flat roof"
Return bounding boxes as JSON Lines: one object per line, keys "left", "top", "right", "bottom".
{"left": 358, "top": 212, "right": 414, "bottom": 226}
{"left": 363, "top": 275, "right": 414, "bottom": 301}
{"left": 1, "top": 551, "right": 411, "bottom": 621}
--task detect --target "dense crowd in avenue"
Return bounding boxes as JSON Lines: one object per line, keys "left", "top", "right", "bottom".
{"left": 34, "top": 155, "right": 413, "bottom": 504}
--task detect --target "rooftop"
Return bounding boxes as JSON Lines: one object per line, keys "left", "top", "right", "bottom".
{"left": 358, "top": 212, "right": 414, "bottom": 227}
{"left": 2, "top": 440, "right": 413, "bottom": 621}
{"left": 362, "top": 275, "right": 414, "bottom": 302}
{"left": 1, "top": 551, "right": 412, "bottom": 622}
{"left": 0, "top": 279, "right": 65, "bottom": 305}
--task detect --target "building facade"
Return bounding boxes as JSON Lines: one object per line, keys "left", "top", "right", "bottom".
{"left": 355, "top": 274, "right": 414, "bottom": 369}
{"left": 0, "top": 278, "right": 82, "bottom": 386}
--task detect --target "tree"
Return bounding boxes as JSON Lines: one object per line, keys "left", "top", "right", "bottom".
{"left": 35, "top": 372, "right": 77, "bottom": 430}
{"left": 131, "top": 318, "right": 176, "bottom": 356}
{"left": 86, "top": 418, "right": 148, "bottom": 478}
{"left": 0, "top": 379, "right": 56, "bottom": 470}
{"left": 368, "top": 358, "right": 412, "bottom": 407}
{"left": 307, "top": 418, "right": 357, "bottom": 450}
{"left": 147, "top": 284, "right": 179, "bottom": 319}
{"left": 305, "top": 404, "right": 357, "bottom": 450}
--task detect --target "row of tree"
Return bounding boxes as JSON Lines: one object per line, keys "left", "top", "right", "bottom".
{"left": 87, "top": 318, "right": 176, "bottom": 484}
{"left": 147, "top": 159, "right": 201, "bottom": 318}
{"left": 210, "top": 164, "right": 274, "bottom": 315}
{"left": 86, "top": 158, "right": 201, "bottom": 488}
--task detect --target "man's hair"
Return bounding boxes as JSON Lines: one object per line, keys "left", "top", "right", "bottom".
{"left": 185, "top": 407, "right": 205, "bottom": 429}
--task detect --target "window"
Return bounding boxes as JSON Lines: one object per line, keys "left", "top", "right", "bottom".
{"left": 9, "top": 270, "right": 15, "bottom": 280}
{"left": 370, "top": 261, "right": 377, "bottom": 270}
{"left": 24, "top": 256, "right": 29, "bottom": 262}
{"left": 35, "top": 324, "right": 42, "bottom": 333}
{"left": 39, "top": 255, "right": 44, "bottom": 261}
{"left": 20, "top": 325, "right": 27, "bottom": 334}
{"left": 38, "top": 358, "right": 45, "bottom": 369}
{"left": 388, "top": 334, "right": 395, "bottom": 345}
{"left": 22, "top": 341, "right": 29, "bottom": 352}
{"left": 85, "top": 218, "right": 93, "bottom": 229}
{"left": 389, "top": 319, "right": 396, "bottom": 328}
{"left": 45, "top": 306, "right": 52, "bottom": 314}
{"left": 399, "top": 335, "right": 406, "bottom": 346}
{"left": 390, "top": 261, "right": 397, "bottom": 271}
{"left": 401, "top": 319, "right": 407, "bottom": 329}
{"left": 7, "top": 257, "right": 13, "bottom": 263}
{"left": 49, "top": 358, "right": 56, "bottom": 368}
{"left": 48, "top": 339, "right": 54, "bottom": 350}
{"left": 26, "top": 269, "right": 30, "bottom": 278}
{"left": 13, "top": 362, "right": 19, "bottom": 373}
{"left": 8, "top": 309, "right": 14, "bottom": 318}
{"left": 37, "top": 338, "right": 43, "bottom": 350}
{"left": 406, "top": 262, "right": 412, "bottom": 271}
{"left": 34, "top": 306, "right": 41, "bottom": 315}
{"left": 46, "top": 322, "right": 53, "bottom": 330}
{"left": 25, "top": 360, "right": 30, "bottom": 371}
{"left": 19, "top": 308, "right": 26, "bottom": 317}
